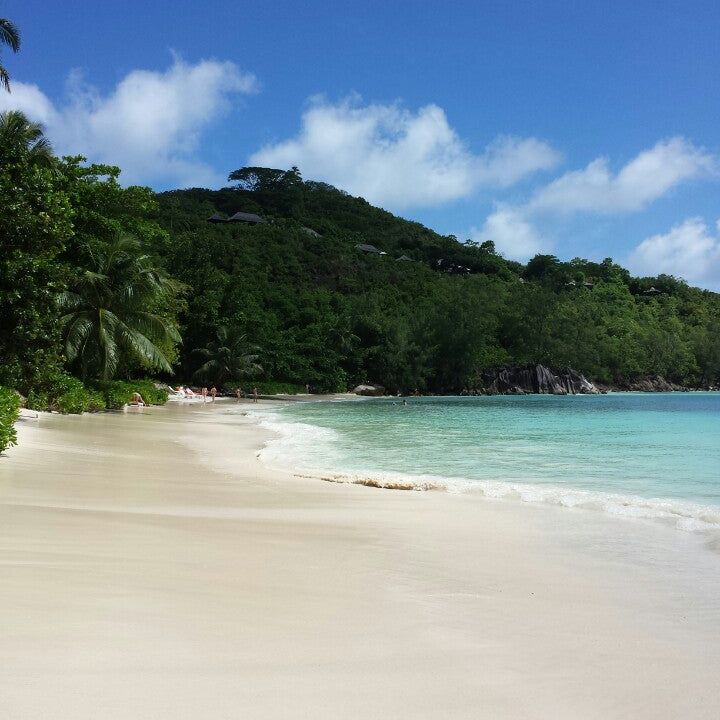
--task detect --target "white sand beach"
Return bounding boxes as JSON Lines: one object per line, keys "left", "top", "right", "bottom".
{"left": 1, "top": 400, "right": 719, "bottom": 719}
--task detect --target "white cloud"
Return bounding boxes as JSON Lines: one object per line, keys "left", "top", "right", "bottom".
{"left": 628, "top": 217, "right": 720, "bottom": 287}
{"left": 0, "top": 58, "right": 257, "bottom": 187}
{"left": 475, "top": 136, "right": 561, "bottom": 187}
{"left": 530, "top": 138, "right": 716, "bottom": 214}
{"left": 0, "top": 81, "right": 57, "bottom": 124}
{"left": 250, "top": 97, "right": 559, "bottom": 210}
{"left": 472, "top": 207, "right": 545, "bottom": 261}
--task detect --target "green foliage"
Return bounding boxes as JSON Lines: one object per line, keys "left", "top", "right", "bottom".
{"left": 192, "top": 325, "right": 262, "bottom": 385}
{"left": 59, "top": 234, "right": 183, "bottom": 380}
{"left": 0, "top": 18, "right": 20, "bottom": 92}
{"left": 92, "top": 379, "right": 168, "bottom": 409}
{"left": 26, "top": 370, "right": 105, "bottom": 414}
{"left": 0, "top": 119, "right": 183, "bottom": 397}
{"left": 56, "top": 385, "right": 105, "bottom": 415}
{"left": 0, "top": 111, "right": 73, "bottom": 393}
{"left": 2, "top": 138, "right": 719, "bottom": 400}
{"left": 0, "top": 386, "right": 20, "bottom": 453}
{"left": 155, "top": 175, "right": 720, "bottom": 393}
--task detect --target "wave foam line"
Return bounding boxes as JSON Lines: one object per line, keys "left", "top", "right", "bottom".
{"left": 248, "top": 408, "right": 720, "bottom": 537}
{"left": 291, "top": 469, "right": 720, "bottom": 535}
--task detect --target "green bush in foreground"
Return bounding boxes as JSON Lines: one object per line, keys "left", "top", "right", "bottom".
{"left": 26, "top": 370, "right": 106, "bottom": 414}
{"left": 0, "top": 386, "right": 20, "bottom": 453}
{"left": 92, "top": 379, "right": 168, "bottom": 409}
{"left": 25, "top": 372, "right": 169, "bottom": 413}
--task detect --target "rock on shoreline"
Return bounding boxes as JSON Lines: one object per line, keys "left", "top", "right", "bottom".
{"left": 480, "top": 364, "right": 599, "bottom": 396}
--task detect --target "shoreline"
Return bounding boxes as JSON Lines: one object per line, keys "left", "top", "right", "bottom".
{"left": 250, "top": 394, "right": 720, "bottom": 540}
{"left": 2, "top": 400, "right": 720, "bottom": 718}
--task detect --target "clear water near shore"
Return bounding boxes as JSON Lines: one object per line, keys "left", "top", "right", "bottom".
{"left": 252, "top": 393, "right": 720, "bottom": 534}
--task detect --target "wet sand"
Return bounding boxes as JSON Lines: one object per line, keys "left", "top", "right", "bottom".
{"left": 1, "top": 399, "right": 719, "bottom": 719}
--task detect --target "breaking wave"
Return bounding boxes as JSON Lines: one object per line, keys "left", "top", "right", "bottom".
{"left": 249, "top": 406, "right": 720, "bottom": 537}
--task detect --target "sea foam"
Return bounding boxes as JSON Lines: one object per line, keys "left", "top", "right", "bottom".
{"left": 245, "top": 402, "right": 720, "bottom": 537}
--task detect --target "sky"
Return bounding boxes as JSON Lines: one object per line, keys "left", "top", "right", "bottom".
{"left": 2, "top": 0, "right": 719, "bottom": 288}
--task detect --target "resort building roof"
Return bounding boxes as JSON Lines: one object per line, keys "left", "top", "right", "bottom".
{"left": 227, "top": 212, "right": 265, "bottom": 224}
{"left": 356, "top": 243, "right": 381, "bottom": 254}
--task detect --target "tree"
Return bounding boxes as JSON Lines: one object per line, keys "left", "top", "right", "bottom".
{"left": 0, "top": 110, "right": 53, "bottom": 166}
{"left": 0, "top": 18, "right": 20, "bottom": 91}
{"left": 59, "top": 235, "right": 182, "bottom": 380}
{"left": 0, "top": 112, "right": 70, "bottom": 392}
{"left": 151, "top": 170, "right": 720, "bottom": 392}
{"left": 192, "top": 326, "right": 262, "bottom": 386}
{"left": 228, "top": 166, "right": 302, "bottom": 192}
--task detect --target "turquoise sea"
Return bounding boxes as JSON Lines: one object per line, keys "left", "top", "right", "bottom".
{"left": 253, "top": 393, "right": 720, "bottom": 534}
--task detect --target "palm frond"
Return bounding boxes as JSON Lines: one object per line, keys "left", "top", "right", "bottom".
{"left": 193, "top": 359, "right": 222, "bottom": 381}
{"left": 119, "top": 326, "right": 173, "bottom": 374}
{"left": 57, "top": 290, "right": 84, "bottom": 311}
{"left": 127, "top": 311, "right": 181, "bottom": 344}
{"left": 63, "top": 313, "right": 94, "bottom": 362}
{"left": 0, "top": 19, "right": 20, "bottom": 52}
{"left": 97, "top": 309, "right": 121, "bottom": 379}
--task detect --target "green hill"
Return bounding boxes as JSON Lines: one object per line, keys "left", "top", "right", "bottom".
{"left": 152, "top": 167, "right": 720, "bottom": 393}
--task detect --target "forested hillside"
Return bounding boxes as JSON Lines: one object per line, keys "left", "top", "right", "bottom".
{"left": 152, "top": 167, "right": 720, "bottom": 393}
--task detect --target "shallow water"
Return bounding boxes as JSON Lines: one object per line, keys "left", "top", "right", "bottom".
{"left": 253, "top": 393, "right": 720, "bottom": 534}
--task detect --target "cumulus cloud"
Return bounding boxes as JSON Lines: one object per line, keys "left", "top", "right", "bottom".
{"left": 250, "top": 97, "right": 559, "bottom": 209}
{"left": 0, "top": 58, "right": 257, "bottom": 187}
{"left": 628, "top": 217, "right": 720, "bottom": 288}
{"left": 530, "top": 137, "right": 716, "bottom": 213}
{"left": 472, "top": 207, "right": 545, "bottom": 260}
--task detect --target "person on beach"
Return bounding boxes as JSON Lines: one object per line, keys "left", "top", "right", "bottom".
{"left": 129, "top": 392, "right": 145, "bottom": 406}
{"left": 252, "top": 387, "right": 258, "bottom": 403}
{"left": 201, "top": 387, "right": 208, "bottom": 403}
{"left": 210, "top": 386, "right": 217, "bottom": 402}
{"left": 235, "top": 388, "right": 243, "bottom": 402}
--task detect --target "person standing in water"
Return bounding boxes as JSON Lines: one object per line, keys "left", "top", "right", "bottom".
{"left": 210, "top": 386, "right": 217, "bottom": 402}
{"left": 252, "top": 387, "right": 259, "bottom": 403}
{"left": 201, "top": 387, "right": 208, "bottom": 403}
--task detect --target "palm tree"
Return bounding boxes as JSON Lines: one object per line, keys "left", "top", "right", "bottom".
{"left": 0, "top": 110, "right": 53, "bottom": 166}
{"left": 0, "top": 18, "right": 20, "bottom": 92}
{"left": 192, "top": 326, "right": 262, "bottom": 386}
{"left": 59, "top": 235, "right": 183, "bottom": 380}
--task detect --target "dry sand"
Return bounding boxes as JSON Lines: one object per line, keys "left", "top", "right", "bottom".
{"left": 1, "top": 399, "right": 719, "bottom": 719}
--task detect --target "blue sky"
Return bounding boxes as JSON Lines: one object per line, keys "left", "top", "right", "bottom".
{"left": 2, "top": 1, "right": 719, "bottom": 287}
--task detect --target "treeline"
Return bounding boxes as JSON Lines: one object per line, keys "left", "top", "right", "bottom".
{"left": 0, "top": 111, "right": 183, "bottom": 412}
{"left": 153, "top": 167, "right": 720, "bottom": 393}
{"left": 2, "top": 116, "right": 720, "bottom": 415}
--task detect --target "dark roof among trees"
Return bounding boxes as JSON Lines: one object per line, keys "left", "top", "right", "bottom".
{"left": 227, "top": 212, "right": 265, "bottom": 224}
{"left": 396, "top": 255, "right": 413, "bottom": 262}
{"left": 207, "top": 213, "right": 227, "bottom": 223}
{"left": 356, "top": 243, "right": 381, "bottom": 254}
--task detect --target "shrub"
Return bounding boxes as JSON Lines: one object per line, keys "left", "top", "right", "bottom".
{"left": 92, "top": 379, "right": 168, "bottom": 409}
{"left": 0, "top": 386, "right": 21, "bottom": 453}
{"left": 56, "top": 386, "right": 105, "bottom": 414}
{"left": 133, "top": 379, "right": 169, "bottom": 406}
{"left": 26, "top": 370, "right": 106, "bottom": 414}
